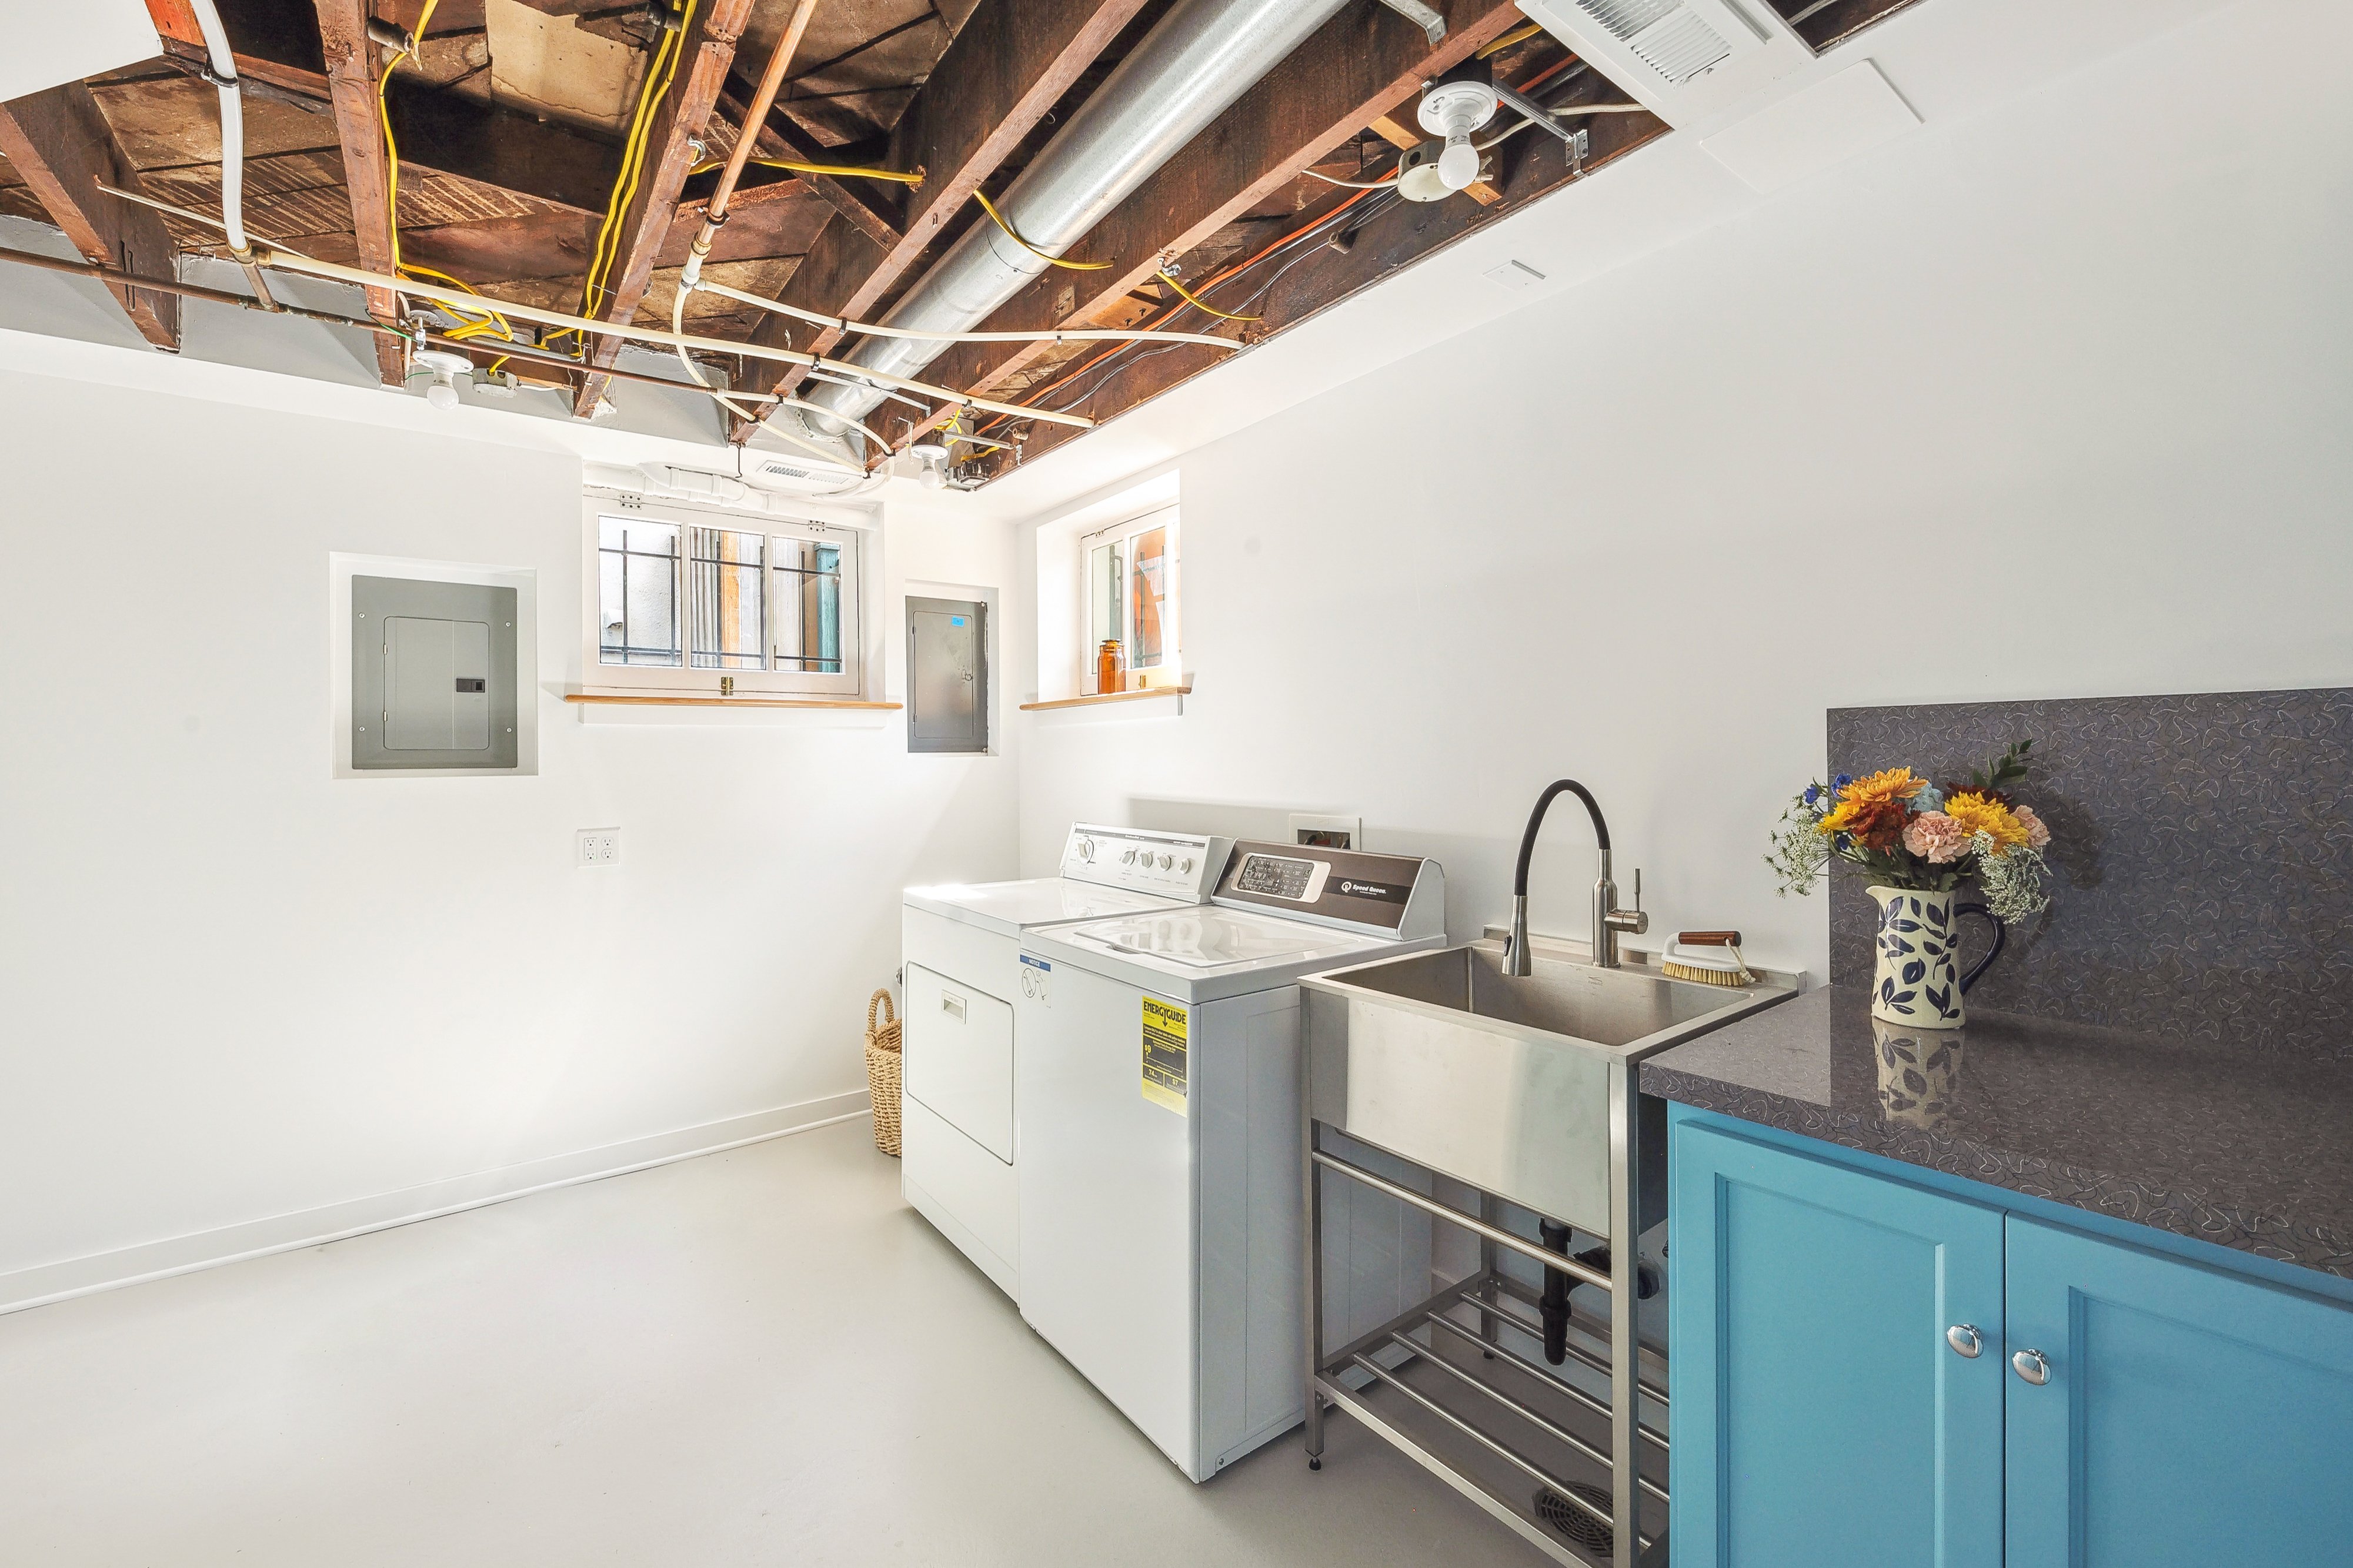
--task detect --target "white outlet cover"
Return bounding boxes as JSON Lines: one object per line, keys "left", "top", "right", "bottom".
{"left": 575, "top": 828, "right": 621, "bottom": 867}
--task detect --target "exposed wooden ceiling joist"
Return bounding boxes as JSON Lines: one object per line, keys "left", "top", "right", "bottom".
{"left": 574, "top": 0, "right": 758, "bottom": 416}
{"left": 313, "top": 0, "right": 406, "bottom": 384}
{"left": 728, "top": 0, "right": 1154, "bottom": 435}
{"left": 997, "top": 70, "right": 1670, "bottom": 471}
{"left": 715, "top": 78, "right": 902, "bottom": 250}
{"left": 913, "top": 0, "right": 1528, "bottom": 417}
{"left": 0, "top": 82, "right": 183, "bottom": 351}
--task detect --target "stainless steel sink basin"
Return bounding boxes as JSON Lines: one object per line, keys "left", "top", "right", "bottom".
{"left": 1301, "top": 938, "right": 1794, "bottom": 1234}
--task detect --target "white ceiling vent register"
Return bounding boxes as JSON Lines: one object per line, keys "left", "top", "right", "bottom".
{"left": 1516, "top": 0, "right": 1810, "bottom": 129}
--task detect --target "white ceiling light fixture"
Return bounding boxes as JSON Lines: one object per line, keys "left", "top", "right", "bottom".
{"left": 908, "top": 427, "right": 953, "bottom": 490}
{"left": 411, "top": 349, "right": 473, "bottom": 412}
{"left": 1417, "top": 60, "right": 1501, "bottom": 192}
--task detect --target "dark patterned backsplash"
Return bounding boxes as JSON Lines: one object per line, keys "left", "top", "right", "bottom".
{"left": 1827, "top": 688, "right": 2353, "bottom": 1057}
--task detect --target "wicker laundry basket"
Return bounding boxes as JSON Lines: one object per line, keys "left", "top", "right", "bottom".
{"left": 865, "top": 988, "right": 903, "bottom": 1156}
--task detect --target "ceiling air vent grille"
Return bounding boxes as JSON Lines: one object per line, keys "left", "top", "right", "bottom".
{"left": 1571, "top": 0, "right": 1734, "bottom": 84}
{"left": 756, "top": 461, "right": 813, "bottom": 480}
{"left": 1629, "top": 9, "right": 1733, "bottom": 81}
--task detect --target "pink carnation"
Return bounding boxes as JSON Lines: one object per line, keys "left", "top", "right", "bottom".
{"left": 2012, "top": 804, "right": 2052, "bottom": 850}
{"left": 1903, "top": 811, "right": 1972, "bottom": 863}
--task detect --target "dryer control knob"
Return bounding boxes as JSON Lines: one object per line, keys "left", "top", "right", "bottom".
{"left": 1156, "top": 853, "right": 1174, "bottom": 870}
{"left": 1178, "top": 857, "right": 1193, "bottom": 874}
{"left": 1077, "top": 838, "right": 1095, "bottom": 861}
{"left": 1120, "top": 848, "right": 1137, "bottom": 865}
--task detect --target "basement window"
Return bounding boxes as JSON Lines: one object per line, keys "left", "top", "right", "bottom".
{"left": 583, "top": 495, "right": 864, "bottom": 697}
{"left": 1082, "top": 505, "right": 1179, "bottom": 694}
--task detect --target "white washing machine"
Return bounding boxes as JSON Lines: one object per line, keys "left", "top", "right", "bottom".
{"left": 900, "top": 825, "right": 1231, "bottom": 1299}
{"left": 1014, "top": 841, "right": 1448, "bottom": 1481}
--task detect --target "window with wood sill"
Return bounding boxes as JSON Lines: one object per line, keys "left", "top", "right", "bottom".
{"left": 581, "top": 492, "right": 867, "bottom": 700}
{"left": 1080, "top": 503, "right": 1178, "bottom": 696}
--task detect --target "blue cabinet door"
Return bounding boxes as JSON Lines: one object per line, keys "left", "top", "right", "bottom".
{"left": 2004, "top": 1215, "right": 2353, "bottom": 1567}
{"left": 1670, "top": 1114, "right": 2005, "bottom": 1568}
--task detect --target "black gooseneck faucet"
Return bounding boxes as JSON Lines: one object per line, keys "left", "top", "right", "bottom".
{"left": 1504, "top": 778, "right": 1646, "bottom": 978}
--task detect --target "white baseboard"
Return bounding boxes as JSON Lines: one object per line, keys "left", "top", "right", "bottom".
{"left": 0, "top": 1091, "right": 872, "bottom": 1317}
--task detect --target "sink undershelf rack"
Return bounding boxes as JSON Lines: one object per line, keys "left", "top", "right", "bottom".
{"left": 1309, "top": 1142, "right": 1670, "bottom": 1568}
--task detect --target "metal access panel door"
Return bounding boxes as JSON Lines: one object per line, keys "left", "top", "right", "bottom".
{"left": 352, "top": 575, "right": 519, "bottom": 770}
{"left": 907, "top": 596, "right": 988, "bottom": 754}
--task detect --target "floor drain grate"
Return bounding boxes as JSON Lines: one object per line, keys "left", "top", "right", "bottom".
{"left": 1533, "top": 1482, "right": 1614, "bottom": 1558}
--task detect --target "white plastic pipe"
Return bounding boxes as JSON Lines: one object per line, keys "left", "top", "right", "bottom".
{"left": 183, "top": 0, "right": 247, "bottom": 254}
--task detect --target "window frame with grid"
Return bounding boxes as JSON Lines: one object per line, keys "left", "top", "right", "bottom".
{"left": 582, "top": 492, "right": 866, "bottom": 698}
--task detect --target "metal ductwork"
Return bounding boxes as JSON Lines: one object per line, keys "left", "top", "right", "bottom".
{"left": 801, "top": 0, "right": 1355, "bottom": 440}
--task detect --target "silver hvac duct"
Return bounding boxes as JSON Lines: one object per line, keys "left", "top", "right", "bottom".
{"left": 801, "top": 0, "right": 1354, "bottom": 437}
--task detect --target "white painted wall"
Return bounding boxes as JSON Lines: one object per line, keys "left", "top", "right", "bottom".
{"left": 0, "top": 366, "right": 1016, "bottom": 1303}
{"left": 1012, "top": 0, "right": 2353, "bottom": 978}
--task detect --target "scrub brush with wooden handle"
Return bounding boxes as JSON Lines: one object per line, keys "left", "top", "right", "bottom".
{"left": 1661, "top": 930, "right": 1758, "bottom": 988}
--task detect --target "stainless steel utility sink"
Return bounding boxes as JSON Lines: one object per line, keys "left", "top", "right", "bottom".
{"left": 1301, "top": 938, "right": 1794, "bottom": 1235}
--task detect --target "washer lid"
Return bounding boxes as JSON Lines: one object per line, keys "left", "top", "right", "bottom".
{"left": 903, "top": 877, "right": 1188, "bottom": 934}
{"left": 1067, "top": 907, "right": 1382, "bottom": 970}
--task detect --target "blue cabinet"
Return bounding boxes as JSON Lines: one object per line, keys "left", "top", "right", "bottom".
{"left": 2004, "top": 1215, "right": 2353, "bottom": 1567}
{"left": 1670, "top": 1107, "right": 2353, "bottom": 1568}
{"left": 1668, "top": 1116, "right": 2005, "bottom": 1568}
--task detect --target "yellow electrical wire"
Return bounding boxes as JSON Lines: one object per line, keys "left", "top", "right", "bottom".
{"left": 690, "top": 155, "right": 924, "bottom": 186}
{"left": 973, "top": 189, "right": 1109, "bottom": 270}
{"left": 575, "top": 1, "right": 693, "bottom": 343}
{"left": 1476, "top": 20, "right": 1545, "bottom": 58}
{"left": 375, "top": 0, "right": 518, "bottom": 353}
{"left": 1156, "top": 266, "right": 1258, "bottom": 323}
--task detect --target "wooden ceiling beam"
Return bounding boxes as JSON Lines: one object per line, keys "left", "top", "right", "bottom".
{"left": 726, "top": 0, "right": 1152, "bottom": 437}
{"left": 315, "top": 0, "right": 409, "bottom": 385}
{"left": 713, "top": 78, "right": 901, "bottom": 251}
{"left": 0, "top": 82, "right": 182, "bottom": 350}
{"left": 915, "top": 0, "right": 1526, "bottom": 410}
{"left": 996, "top": 79, "right": 1668, "bottom": 470}
{"left": 574, "top": 0, "right": 757, "bottom": 416}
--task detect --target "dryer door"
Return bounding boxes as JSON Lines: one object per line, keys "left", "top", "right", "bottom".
{"left": 903, "top": 963, "right": 1014, "bottom": 1163}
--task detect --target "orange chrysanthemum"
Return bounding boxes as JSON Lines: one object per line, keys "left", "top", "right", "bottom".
{"left": 1943, "top": 790, "right": 2030, "bottom": 852}
{"left": 1816, "top": 768, "right": 1925, "bottom": 837}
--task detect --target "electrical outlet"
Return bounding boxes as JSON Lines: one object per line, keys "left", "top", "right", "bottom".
{"left": 575, "top": 828, "right": 620, "bottom": 867}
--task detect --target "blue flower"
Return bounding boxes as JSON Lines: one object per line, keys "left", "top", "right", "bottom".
{"left": 1914, "top": 783, "right": 1945, "bottom": 812}
{"left": 1834, "top": 773, "right": 1853, "bottom": 790}
{"left": 1803, "top": 784, "right": 1822, "bottom": 805}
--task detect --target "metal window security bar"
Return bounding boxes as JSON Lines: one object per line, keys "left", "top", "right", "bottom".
{"left": 599, "top": 516, "right": 684, "bottom": 667}
{"left": 773, "top": 539, "right": 845, "bottom": 673}
{"left": 689, "top": 526, "right": 765, "bottom": 670}
{"left": 1302, "top": 1067, "right": 1670, "bottom": 1568}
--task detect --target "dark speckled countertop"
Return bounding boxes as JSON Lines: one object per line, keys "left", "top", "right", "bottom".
{"left": 1641, "top": 987, "right": 2353, "bottom": 1279}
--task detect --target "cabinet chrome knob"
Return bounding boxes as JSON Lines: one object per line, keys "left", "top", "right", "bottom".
{"left": 2012, "top": 1348, "right": 2051, "bottom": 1386}
{"left": 1945, "top": 1324, "right": 1982, "bottom": 1359}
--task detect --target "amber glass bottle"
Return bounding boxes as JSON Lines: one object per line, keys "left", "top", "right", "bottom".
{"left": 1095, "top": 639, "right": 1125, "bottom": 696}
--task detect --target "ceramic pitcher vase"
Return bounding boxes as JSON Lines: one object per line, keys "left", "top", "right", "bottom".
{"left": 1867, "top": 885, "right": 2005, "bottom": 1028}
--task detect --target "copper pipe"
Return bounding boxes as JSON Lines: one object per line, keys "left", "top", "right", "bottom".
{"left": 682, "top": 0, "right": 820, "bottom": 290}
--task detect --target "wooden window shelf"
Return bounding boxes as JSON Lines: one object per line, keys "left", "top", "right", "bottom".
{"left": 1019, "top": 685, "right": 1192, "bottom": 713}
{"left": 563, "top": 693, "right": 902, "bottom": 711}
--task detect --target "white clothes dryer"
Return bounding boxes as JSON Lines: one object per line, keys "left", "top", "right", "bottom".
{"left": 1013, "top": 842, "right": 1447, "bottom": 1480}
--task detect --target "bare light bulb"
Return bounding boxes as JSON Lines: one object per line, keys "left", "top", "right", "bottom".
{"left": 1437, "top": 136, "right": 1481, "bottom": 190}
{"left": 425, "top": 379, "right": 460, "bottom": 412}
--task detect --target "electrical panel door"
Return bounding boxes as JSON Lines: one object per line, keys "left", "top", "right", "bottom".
{"left": 907, "top": 596, "right": 987, "bottom": 754}
{"left": 352, "top": 576, "right": 519, "bottom": 770}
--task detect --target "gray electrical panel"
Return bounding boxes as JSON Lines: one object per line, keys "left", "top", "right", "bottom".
{"left": 352, "top": 576, "right": 519, "bottom": 770}
{"left": 906, "top": 596, "right": 988, "bottom": 754}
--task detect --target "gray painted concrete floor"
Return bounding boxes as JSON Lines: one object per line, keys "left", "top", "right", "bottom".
{"left": 0, "top": 1118, "right": 1541, "bottom": 1566}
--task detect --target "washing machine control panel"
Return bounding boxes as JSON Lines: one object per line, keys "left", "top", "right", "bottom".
{"left": 1213, "top": 840, "right": 1446, "bottom": 940}
{"left": 1059, "top": 824, "right": 1231, "bottom": 901}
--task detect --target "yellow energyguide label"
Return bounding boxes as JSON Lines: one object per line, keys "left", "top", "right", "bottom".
{"left": 1142, "top": 997, "right": 1187, "bottom": 1115}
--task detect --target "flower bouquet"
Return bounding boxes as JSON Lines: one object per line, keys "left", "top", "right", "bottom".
{"left": 1767, "top": 740, "right": 2055, "bottom": 1027}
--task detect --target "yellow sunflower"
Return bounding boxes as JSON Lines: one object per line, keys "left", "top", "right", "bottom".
{"left": 1817, "top": 768, "right": 1925, "bottom": 836}
{"left": 1942, "top": 790, "right": 2030, "bottom": 851}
